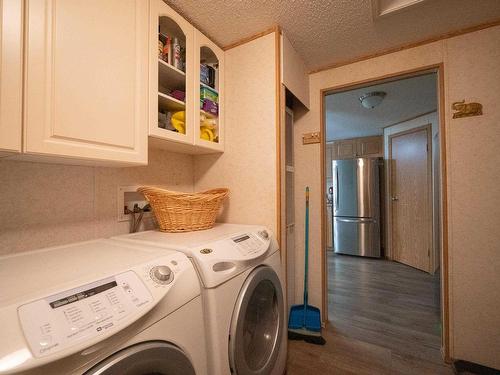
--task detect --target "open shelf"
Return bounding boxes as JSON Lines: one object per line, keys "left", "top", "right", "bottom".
{"left": 200, "top": 82, "right": 218, "bottom": 94}
{"left": 200, "top": 109, "right": 217, "bottom": 119}
{"left": 158, "top": 59, "right": 185, "bottom": 90}
{"left": 158, "top": 92, "right": 185, "bottom": 112}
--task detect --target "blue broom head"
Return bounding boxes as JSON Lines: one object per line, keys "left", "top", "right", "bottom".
{"left": 288, "top": 304, "right": 321, "bottom": 332}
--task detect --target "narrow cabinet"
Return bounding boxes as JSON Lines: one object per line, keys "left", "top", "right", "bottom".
{"left": 194, "top": 30, "right": 224, "bottom": 152}
{"left": 149, "top": 0, "right": 224, "bottom": 154}
{"left": 23, "top": 0, "right": 149, "bottom": 165}
{"left": 149, "top": 0, "right": 195, "bottom": 148}
{"left": 0, "top": 0, "right": 23, "bottom": 155}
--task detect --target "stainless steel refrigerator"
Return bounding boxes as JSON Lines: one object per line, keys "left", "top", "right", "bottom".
{"left": 332, "top": 158, "right": 381, "bottom": 257}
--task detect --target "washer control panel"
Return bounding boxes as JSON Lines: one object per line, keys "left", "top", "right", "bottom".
{"left": 18, "top": 271, "right": 152, "bottom": 358}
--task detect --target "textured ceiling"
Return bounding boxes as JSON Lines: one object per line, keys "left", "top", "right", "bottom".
{"left": 325, "top": 73, "right": 437, "bottom": 141}
{"left": 164, "top": 0, "right": 500, "bottom": 71}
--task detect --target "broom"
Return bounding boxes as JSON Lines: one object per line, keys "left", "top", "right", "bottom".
{"left": 288, "top": 187, "right": 326, "bottom": 345}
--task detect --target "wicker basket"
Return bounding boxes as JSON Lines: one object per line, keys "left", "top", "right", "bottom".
{"left": 137, "top": 186, "right": 229, "bottom": 233}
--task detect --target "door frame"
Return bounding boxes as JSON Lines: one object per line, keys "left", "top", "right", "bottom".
{"left": 320, "top": 64, "right": 450, "bottom": 362}
{"left": 388, "top": 124, "right": 433, "bottom": 272}
{"left": 284, "top": 106, "right": 296, "bottom": 310}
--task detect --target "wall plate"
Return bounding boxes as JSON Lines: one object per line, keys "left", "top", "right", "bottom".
{"left": 118, "top": 185, "right": 151, "bottom": 222}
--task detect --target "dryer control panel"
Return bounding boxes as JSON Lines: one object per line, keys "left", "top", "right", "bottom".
{"left": 231, "top": 232, "right": 267, "bottom": 256}
{"left": 191, "top": 228, "right": 278, "bottom": 288}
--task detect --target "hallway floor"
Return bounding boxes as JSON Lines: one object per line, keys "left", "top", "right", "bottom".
{"left": 287, "top": 253, "right": 453, "bottom": 374}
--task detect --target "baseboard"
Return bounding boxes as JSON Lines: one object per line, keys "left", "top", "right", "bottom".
{"left": 453, "top": 360, "right": 500, "bottom": 375}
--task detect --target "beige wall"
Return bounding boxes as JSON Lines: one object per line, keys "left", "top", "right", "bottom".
{"left": 0, "top": 148, "right": 194, "bottom": 256}
{"left": 194, "top": 33, "right": 278, "bottom": 234}
{"left": 0, "top": 32, "right": 279, "bottom": 255}
{"left": 294, "top": 26, "right": 500, "bottom": 368}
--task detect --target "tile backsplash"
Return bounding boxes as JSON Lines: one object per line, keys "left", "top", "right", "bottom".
{"left": 0, "top": 148, "right": 194, "bottom": 256}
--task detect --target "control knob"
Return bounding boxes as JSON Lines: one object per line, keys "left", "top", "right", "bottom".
{"left": 150, "top": 265, "right": 173, "bottom": 284}
{"left": 259, "top": 230, "right": 269, "bottom": 240}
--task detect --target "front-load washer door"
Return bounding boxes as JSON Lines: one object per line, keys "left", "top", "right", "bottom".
{"left": 84, "top": 341, "right": 196, "bottom": 375}
{"left": 229, "top": 266, "right": 284, "bottom": 375}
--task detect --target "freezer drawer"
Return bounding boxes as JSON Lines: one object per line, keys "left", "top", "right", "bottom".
{"left": 333, "top": 217, "right": 380, "bottom": 257}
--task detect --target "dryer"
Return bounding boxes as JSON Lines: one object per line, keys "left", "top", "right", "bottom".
{"left": 114, "top": 223, "right": 287, "bottom": 375}
{"left": 0, "top": 239, "right": 208, "bottom": 375}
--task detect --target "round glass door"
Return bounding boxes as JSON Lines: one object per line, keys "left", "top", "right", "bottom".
{"left": 229, "top": 266, "right": 284, "bottom": 375}
{"left": 85, "top": 341, "right": 196, "bottom": 375}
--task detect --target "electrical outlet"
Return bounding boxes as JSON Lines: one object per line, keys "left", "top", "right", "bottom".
{"left": 118, "top": 185, "right": 151, "bottom": 222}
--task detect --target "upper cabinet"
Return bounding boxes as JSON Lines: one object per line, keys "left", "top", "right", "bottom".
{"left": 23, "top": 0, "right": 149, "bottom": 165}
{"left": 194, "top": 31, "right": 224, "bottom": 152}
{"left": 333, "top": 139, "right": 357, "bottom": 159}
{"left": 357, "top": 136, "right": 383, "bottom": 157}
{"left": 149, "top": 0, "right": 194, "bottom": 148}
{"left": 2, "top": 0, "right": 223, "bottom": 165}
{"left": 149, "top": 0, "right": 224, "bottom": 154}
{"left": 332, "top": 136, "right": 383, "bottom": 159}
{"left": 0, "top": 0, "right": 23, "bottom": 155}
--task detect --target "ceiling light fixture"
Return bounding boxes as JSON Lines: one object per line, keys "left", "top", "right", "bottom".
{"left": 359, "top": 91, "right": 386, "bottom": 109}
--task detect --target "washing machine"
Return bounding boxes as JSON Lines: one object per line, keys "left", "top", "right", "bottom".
{"left": 113, "top": 223, "right": 287, "bottom": 375}
{"left": 0, "top": 239, "right": 208, "bottom": 375}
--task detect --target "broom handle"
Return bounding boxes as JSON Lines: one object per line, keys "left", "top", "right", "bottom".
{"left": 303, "top": 187, "right": 310, "bottom": 317}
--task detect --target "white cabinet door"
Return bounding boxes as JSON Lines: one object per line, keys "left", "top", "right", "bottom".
{"left": 24, "top": 0, "right": 148, "bottom": 165}
{"left": 194, "top": 29, "right": 224, "bottom": 153}
{"left": 0, "top": 0, "right": 23, "bottom": 155}
{"left": 149, "top": 0, "right": 194, "bottom": 148}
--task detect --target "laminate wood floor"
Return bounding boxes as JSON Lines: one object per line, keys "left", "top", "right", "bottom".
{"left": 287, "top": 253, "right": 453, "bottom": 374}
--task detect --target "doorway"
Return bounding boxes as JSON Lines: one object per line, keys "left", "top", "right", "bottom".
{"left": 321, "top": 69, "right": 450, "bottom": 369}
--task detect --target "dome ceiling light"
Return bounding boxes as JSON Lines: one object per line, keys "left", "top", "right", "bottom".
{"left": 359, "top": 91, "right": 386, "bottom": 109}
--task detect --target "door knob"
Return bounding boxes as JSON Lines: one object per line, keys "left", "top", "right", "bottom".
{"left": 391, "top": 196, "right": 399, "bottom": 201}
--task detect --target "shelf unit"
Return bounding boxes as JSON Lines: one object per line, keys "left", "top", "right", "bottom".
{"left": 149, "top": 0, "right": 224, "bottom": 154}
{"left": 149, "top": 0, "right": 194, "bottom": 147}
{"left": 194, "top": 30, "right": 224, "bottom": 152}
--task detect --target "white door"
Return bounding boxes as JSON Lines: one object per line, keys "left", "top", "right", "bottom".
{"left": 24, "top": 0, "right": 149, "bottom": 165}
{"left": 0, "top": 0, "right": 23, "bottom": 155}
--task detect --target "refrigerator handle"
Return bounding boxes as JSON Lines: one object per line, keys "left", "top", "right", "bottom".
{"left": 335, "top": 166, "right": 340, "bottom": 210}
{"left": 335, "top": 217, "right": 377, "bottom": 223}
